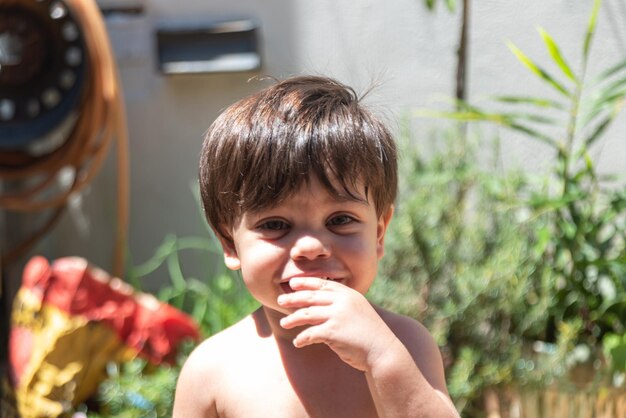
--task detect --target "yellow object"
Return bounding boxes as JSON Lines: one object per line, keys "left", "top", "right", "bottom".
{"left": 9, "top": 256, "right": 199, "bottom": 418}
{"left": 11, "top": 288, "right": 134, "bottom": 417}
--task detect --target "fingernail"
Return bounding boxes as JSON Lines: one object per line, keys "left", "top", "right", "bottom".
{"left": 277, "top": 294, "right": 286, "bottom": 305}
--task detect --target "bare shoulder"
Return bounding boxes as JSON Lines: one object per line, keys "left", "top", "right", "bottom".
{"left": 172, "top": 314, "right": 259, "bottom": 418}
{"left": 374, "top": 306, "right": 438, "bottom": 353}
{"left": 374, "top": 305, "right": 449, "bottom": 394}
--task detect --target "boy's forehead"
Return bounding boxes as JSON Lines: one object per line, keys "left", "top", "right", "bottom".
{"left": 250, "top": 175, "right": 369, "bottom": 212}
{"left": 301, "top": 174, "right": 368, "bottom": 200}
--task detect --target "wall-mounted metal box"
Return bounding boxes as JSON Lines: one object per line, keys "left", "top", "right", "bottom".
{"left": 156, "top": 19, "right": 261, "bottom": 75}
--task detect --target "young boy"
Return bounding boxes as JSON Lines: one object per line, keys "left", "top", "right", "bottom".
{"left": 173, "top": 76, "right": 459, "bottom": 418}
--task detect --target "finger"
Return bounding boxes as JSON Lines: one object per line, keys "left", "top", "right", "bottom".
{"left": 288, "top": 277, "right": 341, "bottom": 291}
{"left": 291, "top": 325, "right": 331, "bottom": 348}
{"left": 277, "top": 290, "right": 333, "bottom": 308}
{"left": 280, "top": 306, "right": 328, "bottom": 329}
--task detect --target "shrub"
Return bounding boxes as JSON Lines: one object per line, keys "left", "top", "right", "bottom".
{"left": 372, "top": 0, "right": 626, "bottom": 414}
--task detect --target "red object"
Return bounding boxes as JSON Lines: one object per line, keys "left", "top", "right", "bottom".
{"left": 15, "top": 256, "right": 200, "bottom": 366}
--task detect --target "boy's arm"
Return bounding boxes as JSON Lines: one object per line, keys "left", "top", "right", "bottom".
{"left": 172, "top": 342, "right": 220, "bottom": 418}
{"left": 363, "top": 317, "right": 460, "bottom": 418}
{"left": 278, "top": 277, "right": 460, "bottom": 418}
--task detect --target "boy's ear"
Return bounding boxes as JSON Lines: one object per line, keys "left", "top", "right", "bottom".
{"left": 376, "top": 205, "right": 394, "bottom": 259}
{"left": 216, "top": 227, "right": 241, "bottom": 271}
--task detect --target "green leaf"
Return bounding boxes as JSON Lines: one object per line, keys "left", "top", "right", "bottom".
{"left": 532, "top": 226, "right": 552, "bottom": 256}
{"left": 191, "top": 294, "right": 209, "bottom": 322}
{"left": 494, "top": 95, "right": 566, "bottom": 110}
{"left": 412, "top": 108, "right": 492, "bottom": 122}
{"left": 603, "top": 333, "right": 626, "bottom": 372}
{"left": 507, "top": 41, "right": 571, "bottom": 97}
{"left": 445, "top": 0, "right": 457, "bottom": 12}
{"left": 131, "top": 235, "right": 177, "bottom": 278}
{"left": 580, "top": 86, "right": 626, "bottom": 128}
{"left": 583, "top": 0, "right": 602, "bottom": 60}
{"left": 583, "top": 147, "right": 595, "bottom": 175}
{"left": 423, "top": 0, "right": 458, "bottom": 12}
{"left": 538, "top": 28, "right": 576, "bottom": 82}
{"left": 501, "top": 112, "right": 558, "bottom": 125}
{"left": 506, "top": 121, "right": 558, "bottom": 148}
{"left": 176, "top": 236, "right": 214, "bottom": 252}
{"left": 590, "top": 75, "right": 626, "bottom": 103}
{"left": 157, "top": 286, "right": 175, "bottom": 302}
{"left": 589, "top": 59, "right": 626, "bottom": 87}
{"left": 583, "top": 114, "right": 615, "bottom": 148}
{"left": 416, "top": 106, "right": 558, "bottom": 147}
{"left": 528, "top": 194, "right": 574, "bottom": 211}
{"left": 166, "top": 246, "right": 187, "bottom": 291}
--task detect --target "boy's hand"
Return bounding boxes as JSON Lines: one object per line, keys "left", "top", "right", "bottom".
{"left": 277, "top": 277, "right": 397, "bottom": 372}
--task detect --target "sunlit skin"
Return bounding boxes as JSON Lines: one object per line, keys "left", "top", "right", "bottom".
{"left": 172, "top": 176, "right": 460, "bottom": 418}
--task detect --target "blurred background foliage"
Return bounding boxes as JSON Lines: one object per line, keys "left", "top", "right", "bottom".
{"left": 373, "top": 0, "right": 626, "bottom": 414}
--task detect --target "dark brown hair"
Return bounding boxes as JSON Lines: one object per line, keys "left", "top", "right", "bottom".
{"left": 199, "top": 75, "right": 397, "bottom": 238}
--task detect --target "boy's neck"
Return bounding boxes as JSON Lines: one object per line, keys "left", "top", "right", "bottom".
{"left": 254, "top": 306, "right": 304, "bottom": 342}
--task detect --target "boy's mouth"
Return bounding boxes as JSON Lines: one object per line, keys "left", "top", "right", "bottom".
{"left": 279, "top": 277, "right": 342, "bottom": 293}
{"left": 280, "top": 282, "right": 294, "bottom": 294}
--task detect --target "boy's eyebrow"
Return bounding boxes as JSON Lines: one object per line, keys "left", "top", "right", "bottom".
{"left": 246, "top": 188, "right": 371, "bottom": 216}
{"left": 317, "top": 188, "right": 371, "bottom": 206}
{"left": 330, "top": 193, "right": 369, "bottom": 204}
{"left": 331, "top": 186, "right": 370, "bottom": 205}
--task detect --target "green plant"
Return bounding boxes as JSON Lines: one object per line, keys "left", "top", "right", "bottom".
{"left": 83, "top": 358, "right": 181, "bottom": 418}
{"left": 603, "top": 333, "right": 626, "bottom": 374}
{"left": 370, "top": 128, "right": 550, "bottom": 415}
{"left": 375, "top": 0, "right": 626, "bottom": 414}
{"left": 126, "top": 183, "right": 258, "bottom": 337}
{"left": 446, "top": 0, "right": 626, "bottom": 350}
{"left": 127, "top": 232, "right": 257, "bottom": 338}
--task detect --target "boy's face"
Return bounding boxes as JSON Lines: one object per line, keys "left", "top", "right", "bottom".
{"left": 218, "top": 176, "right": 393, "bottom": 316}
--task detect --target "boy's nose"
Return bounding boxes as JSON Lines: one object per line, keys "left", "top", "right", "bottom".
{"left": 290, "top": 234, "right": 331, "bottom": 260}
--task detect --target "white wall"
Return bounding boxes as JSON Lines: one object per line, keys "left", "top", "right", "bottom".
{"left": 36, "top": 0, "right": 626, "bottom": 291}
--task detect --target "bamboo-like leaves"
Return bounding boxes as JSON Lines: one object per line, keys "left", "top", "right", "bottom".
{"left": 423, "top": 0, "right": 622, "bottom": 168}
{"left": 462, "top": 0, "right": 624, "bottom": 162}
{"left": 507, "top": 41, "right": 572, "bottom": 97}
{"left": 414, "top": 0, "right": 626, "bottom": 388}
{"left": 590, "top": 59, "right": 626, "bottom": 87}
{"left": 494, "top": 96, "right": 567, "bottom": 110}
{"left": 584, "top": 110, "right": 620, "bottom": 149}
{"left": 583, "top": 0, "right": 602, "bottom": 60}
{"left": 580, "top": 70, "right": 626, "bottom": 129}
{"left": 538, "top": 28, "right": 577, "bottom": 82}
{"left": 578, "top": 64, "right": 626, "bottom": 147}
{"left": 416, "top": 105, "right": 558, "bottom": 148}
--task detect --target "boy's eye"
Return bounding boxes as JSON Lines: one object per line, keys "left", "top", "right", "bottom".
{"left": 328, "top": 215, "right": 355, "bottom": 226}
{"left": 259, "top": 220, "right": 289, "bottom": 231}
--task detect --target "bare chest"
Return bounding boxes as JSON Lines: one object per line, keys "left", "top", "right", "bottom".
{"left": 217, "top": 355, "right": 379, "bottom": 418}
